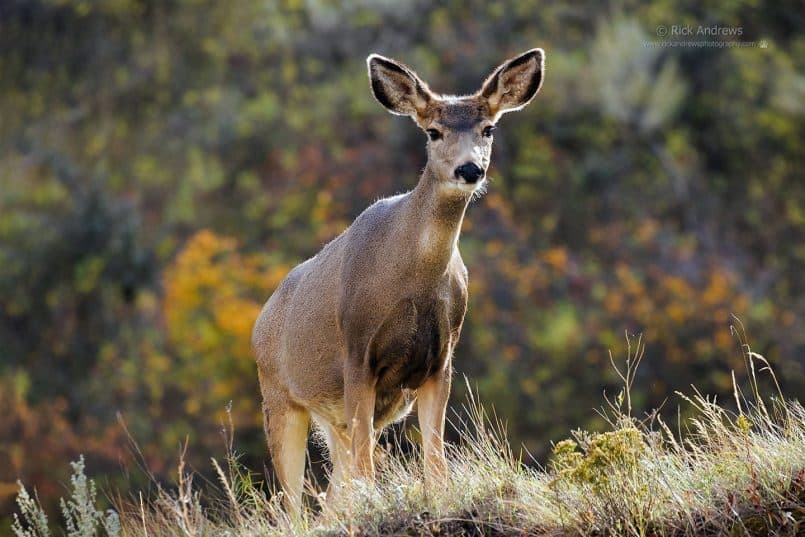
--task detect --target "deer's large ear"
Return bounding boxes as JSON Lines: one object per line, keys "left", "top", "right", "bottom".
{"left": 367, "top": 54, "right": 433, "bottom": 122}
{"left": 479, "top": 48, "right": 544, "bottom": 119}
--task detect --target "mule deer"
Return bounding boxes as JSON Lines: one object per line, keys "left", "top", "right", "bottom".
{"left": 252, "top": 48, "right": 544, "bottom": 513}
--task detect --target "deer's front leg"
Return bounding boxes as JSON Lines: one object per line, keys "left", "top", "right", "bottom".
{"left": 344, "top": 363, "right": 376, "bottom": 482}
{"left": 417, "top": 356, "right": 451, "bottom": 485}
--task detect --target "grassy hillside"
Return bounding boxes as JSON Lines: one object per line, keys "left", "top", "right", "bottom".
{"left": 11, "top": 338, "right": 805, "bottom": 536}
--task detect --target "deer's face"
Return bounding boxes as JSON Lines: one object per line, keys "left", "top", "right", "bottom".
{"left": 368, "top": 49, "right": 544, "bottom": 196}
{"left": 422, "top": 98, "right": 495, "bottom": 193}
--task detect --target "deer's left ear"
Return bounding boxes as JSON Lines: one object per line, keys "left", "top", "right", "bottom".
{"left": 479, "top": 48, "right": 544, "bottom": 119}
{"left": 367, "top": 54, "right": 434, "bottom": 123}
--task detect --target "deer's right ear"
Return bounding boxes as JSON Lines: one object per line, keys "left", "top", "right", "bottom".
{"left": 480, "top": 48, "right": 545, "bottom": 119}
{"left": 367, "top": 54, "right": 433, "bottom": 122}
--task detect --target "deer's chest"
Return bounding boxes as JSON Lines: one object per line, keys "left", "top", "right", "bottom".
{"left": 374, "top": 301, "right": 444, "bottom": 390}
{"left": 368, "top": 277, "right": 466, "bottom": 422}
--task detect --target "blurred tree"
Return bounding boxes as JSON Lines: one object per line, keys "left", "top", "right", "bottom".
{"left": 0, "top": 0, "right": 802, "bottom": 522}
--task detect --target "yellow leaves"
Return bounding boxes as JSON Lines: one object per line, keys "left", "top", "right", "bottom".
{"left": 311, "top": 190, "right": 348, "bottom": 241}
{"left": 0, "top": 481, "right": 18, "bottom": 505}
{"left": 715, "top": 330, "right": 733, "bottom": 352}
{"left": 142, "top": 346, "right": 171, "bottom": 401}
{"left": 605, "top": 289, "right": 624, "bottom": 314}
{"left": 185, "top": 397, "right": 202, "bottom": 417}
{"left": 615, "top": 263, "right": 644, "bottom": 295}
{"left": 515, "top": 263, "right": 546, "bottom": 297}
{"left": 312, "top": 190, "right": 333, "bottom": 225}
{"left": 520, "top": 377, "right": 539, "bottom": 396}
{"left": 662, "top": 275, "right": 693, "bottom": 300}
{"left": 601, "top": 254, "right": 749, "bottom": 337}
{"left": 214, "top": 297, "right": 262, "bottom": 359}
{"left": 701, "top": 271, "right": 732, "bottom": 306}
{"left": 265, "top": 265, "right": 291, "bottom": 289}
{"left": 502, "top": 345, "right": 520, "bottom": 362}
{"left": 542, "top": 247, "right": 568, "bottom": 272}
{"left": 162, "top": 229, "right": 282, "bottom": 424}
{"left": 635, "top": 218, "right": 659, "bottom": 244}
{"left": 666, "top": 302, "right": 688, "bottom": 323}
{"left": 163, "top": 230, "right": 268, "bottom": 336}
{"left": 164, "top": 230, "right": 230, "bottom": 325}
{"left": 484, "top": 191, "right": 515, "bottom": 224}
{"left": 485, "top": 239, "right": 504, "bottom": 257}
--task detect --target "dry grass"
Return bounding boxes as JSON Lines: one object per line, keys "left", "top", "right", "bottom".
{"left": 13, "top": 331, "right": 805, "bottom": 536}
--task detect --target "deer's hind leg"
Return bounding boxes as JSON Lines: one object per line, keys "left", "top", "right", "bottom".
{"left": 317, "top": 420, "right": 350, "bottom": 506}
{"left": 262, "top": 390, "right": 311, "bottom": 515}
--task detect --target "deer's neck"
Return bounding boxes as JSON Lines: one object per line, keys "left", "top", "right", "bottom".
{"left": 406, "top": 165, "right": 471, "bottom": 274}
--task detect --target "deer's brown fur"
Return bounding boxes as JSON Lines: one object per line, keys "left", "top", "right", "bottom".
{"left": 252, "top": 49, "right": 544, "bottom": 513}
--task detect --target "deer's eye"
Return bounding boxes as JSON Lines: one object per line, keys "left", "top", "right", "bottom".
{"left": 482, "top": 125, "right": 496, "bottom": 138}
{"left": 426, "top": 128, "right": 442, "bottom": 141}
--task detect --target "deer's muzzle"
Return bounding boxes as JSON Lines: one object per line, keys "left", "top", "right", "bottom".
{"left": 454, "top": 162, "right": 484, "bottom": 184}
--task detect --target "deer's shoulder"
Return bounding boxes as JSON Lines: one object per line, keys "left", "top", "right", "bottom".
{"left": 349, "top": 191, "right": 410, "bottom": 231}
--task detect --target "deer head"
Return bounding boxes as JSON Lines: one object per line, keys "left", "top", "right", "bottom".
{"left": 367, "top": 49, "right": 544, "bottom": 195}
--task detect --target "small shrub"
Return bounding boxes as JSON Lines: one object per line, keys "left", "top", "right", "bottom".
{"left": 12, "top": 456, "right": 120, "bottom": 537}
{"left": 550, "top": 427, "right": 647, "bottom": 491}
{"left": 11, "top": 484, "right": 49, "bottom": 537}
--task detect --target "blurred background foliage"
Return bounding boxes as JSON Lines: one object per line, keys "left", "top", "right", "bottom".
{"left": 1, "top": 0, "right": 803, "bottom": 523}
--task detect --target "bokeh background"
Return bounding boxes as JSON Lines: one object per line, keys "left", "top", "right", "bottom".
{"left": 1, "top": 0, "right": 803, "bottom": 525}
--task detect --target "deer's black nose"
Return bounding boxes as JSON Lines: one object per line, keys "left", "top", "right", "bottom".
{"left": 454, "top": 162, "right": 483, "bottom": 183}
